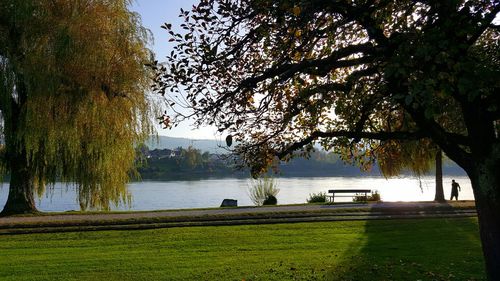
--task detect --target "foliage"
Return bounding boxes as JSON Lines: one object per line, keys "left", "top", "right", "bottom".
{"left": 353, "top": 190, "right": 381, "bottom": 202}
{"left": 0, "top": 218, "right": 485, "bottom": 280}
{"left": 307, "top": 192, "right": 327, "bottom": 203}
{"left": 352, "top": 194, "right": 368, "bottom": 202}
{"left": 140, "top": 147, "right": 450, "bottom": 180}
{"left": 0, "top": 0, "right": 153, "bottom": 211}
{"left": 154, "top": 0, "right": 498, "bottom": 175}
{"left": 179, "top": 146, "right": 205, "bottom": 169}
{"left": 248, "top": 177, "right": 279, "bottom": 206}
{"left": 263, "top": 194, "right": 278, "bottom": 205}
{"left": 372, "top": 140, "right": 436, "bottom": 177}
{"left": 137, "top": 147, "right": 246, "bottom": 180}
{"left": 369, "top": 190, "right": 381, "bottom": 202}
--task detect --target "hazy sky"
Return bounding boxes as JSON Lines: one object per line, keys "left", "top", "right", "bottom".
{"left": 130, "top": 0, "right": 219, "bottom": 140}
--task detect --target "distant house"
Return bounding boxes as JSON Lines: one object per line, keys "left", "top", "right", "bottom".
{"left": 168, "top": 149, "right": 182, "bottom": 158}
{"left": 147, "top": 148, "right": 181, "bottom": 159}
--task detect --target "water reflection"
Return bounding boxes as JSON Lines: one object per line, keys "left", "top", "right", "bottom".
{"left": 0, "top": 176, "right": 473, "bottom": 212}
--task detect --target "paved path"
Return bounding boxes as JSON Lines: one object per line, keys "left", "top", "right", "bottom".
{"left": 0, "top": 201, "right": 476, "bottom": 234}
{"left": 0, "top": 201, "right": 471, "bottom": 224}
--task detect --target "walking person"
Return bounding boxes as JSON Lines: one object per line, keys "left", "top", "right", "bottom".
{"left": 450, "top": 179, "right": 461, "bottom": 200}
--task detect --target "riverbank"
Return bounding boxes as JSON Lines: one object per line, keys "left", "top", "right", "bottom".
{"left": 0, "top": 201, "right": 476, "bottom": 234}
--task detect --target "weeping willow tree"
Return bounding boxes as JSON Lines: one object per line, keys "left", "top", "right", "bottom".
{"left": 0, "top": 0, "right": 154, "bottom": 214}
{"left": 372, "top": 98, "right": 465, "bottom": 202}
{"left": 374, "top": 139, "right": 446, "bottom": 202}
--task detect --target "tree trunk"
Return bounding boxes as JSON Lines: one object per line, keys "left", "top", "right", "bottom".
{"left": 434, "top": 149, "right": 445, "bottom": 202}
{"left": 469, "top": 156, "right": 500, "bottom": 281}
{"left": 0, "top": 157, "right": 37, "bottom": 216}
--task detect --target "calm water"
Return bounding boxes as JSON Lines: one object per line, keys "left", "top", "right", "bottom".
{"left": 0, "top": 176, "right": 473, "bottom": 212}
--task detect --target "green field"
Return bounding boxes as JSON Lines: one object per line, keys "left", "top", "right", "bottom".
{"left": 0, "top": 218, "right": 485, "bottom": 281}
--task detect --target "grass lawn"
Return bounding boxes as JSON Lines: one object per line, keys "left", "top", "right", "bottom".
{"left": 0, "top": 217, "right": 485, "bottom": 281}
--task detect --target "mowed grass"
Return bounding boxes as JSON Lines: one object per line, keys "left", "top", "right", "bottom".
{"left": 0, "top": 218, "right": 485, "bottom": 281}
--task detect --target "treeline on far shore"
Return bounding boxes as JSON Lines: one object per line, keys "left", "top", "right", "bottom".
{"left": 135, "top": 145, "right": 467, "bottom": 181}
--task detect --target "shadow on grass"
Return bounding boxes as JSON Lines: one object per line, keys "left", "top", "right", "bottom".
{"left": 325, "top": 216, "right": 485, "bottom": 281}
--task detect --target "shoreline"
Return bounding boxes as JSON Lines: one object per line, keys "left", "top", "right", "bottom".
{"left": 0, "top": 201, "right": 476, "bottom": 234}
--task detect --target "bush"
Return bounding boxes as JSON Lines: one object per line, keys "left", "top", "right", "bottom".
{"left": 307, "top": 192, "right": 327, "bottom": 203}
{"left": 352, "top": 190, "right": 381, "bottom": 202}
{"left": 263, "top": 195, "right": 277, "bottom": 205}
{"left": 369, "top": 190, "right": 381, "bottom": 201}
{"left": 248, "top": 177, "right": 279, "bottom": 206}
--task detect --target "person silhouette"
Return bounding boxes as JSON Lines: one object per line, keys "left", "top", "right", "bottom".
{"left": 450, "top": 179, "right": 461, "bottom": 201}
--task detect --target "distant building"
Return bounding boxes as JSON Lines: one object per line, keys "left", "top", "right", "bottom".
{"left": 147, "top": 148, "right": 181, "bottom": 159}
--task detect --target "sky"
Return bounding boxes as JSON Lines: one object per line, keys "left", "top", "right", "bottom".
{"left": 130, "top": 0, "right": 219, "bottom": 140}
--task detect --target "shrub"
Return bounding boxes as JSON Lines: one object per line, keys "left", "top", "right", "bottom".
{"left": 369, "top": 190, "right": 381, "bottom": 201}
{"left": 352, "top": 194, "right": 368, "bottom": 202}
{"left": 248, "top": 177, "right": 279, "bottom": 206}
{"left": 307, "top": 192, "right": 327, "bottom": 203}
{"left": 352, "top": 190, "right": 381, "bottom": 202}
{"left": 263, "top": 195, "right": 278, "bottom": 205}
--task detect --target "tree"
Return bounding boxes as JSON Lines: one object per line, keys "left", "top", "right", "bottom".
{"left": 434, "top": 149, "right": 445, "bottom": 202}
{"left": 155, "top": 0, "right": 500, "bottom": 278}
{"left": 0, "top": 0, "right": 153, "bottom": 214}
{"left": 180, "top": 146, "right": 203, "bottom": 168}
{"left": 375, "top": 139, "right": 446, "bottom": 202}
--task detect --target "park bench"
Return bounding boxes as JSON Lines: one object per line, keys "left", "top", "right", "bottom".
{"left": 327, "top": 189, "right": 372, "bottom": 202}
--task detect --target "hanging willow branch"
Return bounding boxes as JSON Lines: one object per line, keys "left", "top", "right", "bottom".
{"left": 0, "top": 0, "right": 155, "bottom": 210}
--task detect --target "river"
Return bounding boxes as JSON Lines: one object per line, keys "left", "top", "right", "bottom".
{"left": 0, "top": 176, "right": 473, "bottom": 212}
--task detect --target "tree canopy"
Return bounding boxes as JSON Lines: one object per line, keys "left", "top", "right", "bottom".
{"left": 0, "top": 0, "right": 153, "bottom": 212}
{"left": 154, "top": 0, "right": 499, "bottom": 279}
{"left": 155, "top": 0, "right": 498, "bottom": 175}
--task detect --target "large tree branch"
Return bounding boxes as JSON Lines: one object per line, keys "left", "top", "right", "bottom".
{"left": 300, "top": 56, "right": 376, "bottom": 77}
{"left": 403, "top": 105, "right": 473, "bottom": 170}
{"left": 206, "top": 43, "right": 377, "bottom": 113}
{"left": 354, "top": 1, "right": 391, "bottom": 45}
{"left": 276, "top": 130, "right": 429, "bottom": 159}
{"left": 302, "top": 0, "right": 390, "bottom": 45}
{"left": 240, "top": 42, "right": 375, "bottom": 88}
{"left": 279, "top": 67, "right": 379, "bottom": 120}
{"left": 276, "top": 127, "right": 470, "bottom": 161}
{"left": 466, "top": 3, "right": 500, "bottom": 46}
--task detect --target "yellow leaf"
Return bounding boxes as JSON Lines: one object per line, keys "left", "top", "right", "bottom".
{"left": 293, "top": 51, "right": 302, "bottom": 61}
{"left": 293, "top": 6, "right": 301, "bottom": 16}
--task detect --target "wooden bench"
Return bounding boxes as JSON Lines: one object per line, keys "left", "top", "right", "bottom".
{"left": 327, "top": 189, "right": 372, "bottom": 202}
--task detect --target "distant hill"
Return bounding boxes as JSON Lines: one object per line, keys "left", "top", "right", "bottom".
{"left": 137, "top": 143, "right": 467, "bottom": 180}
{"left": 145, "top": 136, "right": 227, "bottom": 154}
{"left": 142, "top": 136, "right": 467, "bottom": 176}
